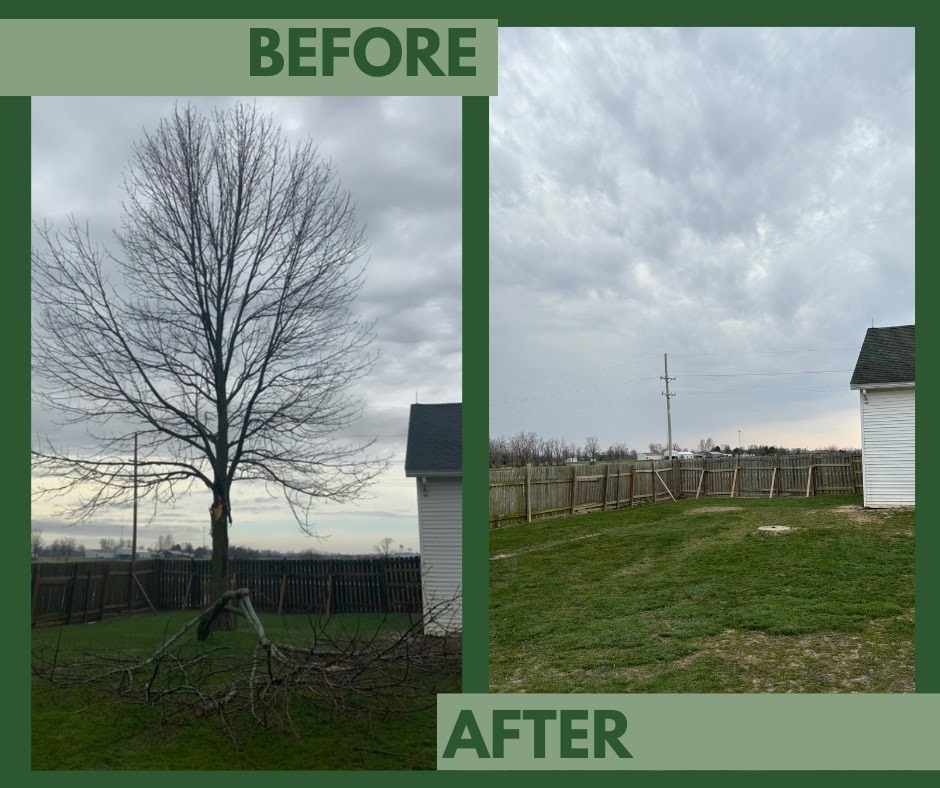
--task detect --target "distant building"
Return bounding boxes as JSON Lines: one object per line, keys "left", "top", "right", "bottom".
{"left": 850, "top": 325, "right": 914, "bottom": 508}
{"left": 160, "top": 550, "right": 195, "bottom": 559}
{"left": 116, "top": 547, "right": 153, "bottom": 560}
{"left": 405, "top": 402, "right": 462, "bottom": 635}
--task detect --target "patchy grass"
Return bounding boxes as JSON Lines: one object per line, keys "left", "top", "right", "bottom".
{"left": 490, "top": 495, "right": 914, "bottom": 693}
{"left": 32, "top": 612, "right": 455, "bottom": 770}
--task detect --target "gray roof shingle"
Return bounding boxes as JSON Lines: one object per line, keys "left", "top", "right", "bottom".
{"left": 850, "top": 325, "right": 915, "bottom": 387}
{"left": 404, "top": 403, "right": 462, "bottom": 476}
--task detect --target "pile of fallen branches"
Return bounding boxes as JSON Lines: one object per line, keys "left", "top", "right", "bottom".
{"left": 32, "top": 589, "right": 460, "bottom": 747}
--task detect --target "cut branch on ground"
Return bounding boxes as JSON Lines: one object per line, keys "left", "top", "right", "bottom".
{"left": 32, "top": 589, "right": 461, "bottom": 749}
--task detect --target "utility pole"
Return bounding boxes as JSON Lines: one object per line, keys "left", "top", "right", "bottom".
{"left": 661, "top": 353, "right": 676, "bottom": 459}
{"left": 131, "top": 432, "right": 138, "bottom": 562}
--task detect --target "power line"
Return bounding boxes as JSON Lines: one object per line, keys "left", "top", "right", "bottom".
{"left": 679, "top": 369, "right": 853, "bottom": 378}
{"left": 491, "top": 346, "right": 857, "bottom": 386}
{"left": 490, "top": 369, "right": 853, "bottom": 406}
{"left": 665, "top": 347, "right": 856, "bottom": 357}
{"left": 490, "top": 385, "right": 854, "bottom": 421}
{"left": 489, "top": 376, "right": 659, "bottom": 406}
{"left": 681, "top": 386, "right": 847, "bottom": 394}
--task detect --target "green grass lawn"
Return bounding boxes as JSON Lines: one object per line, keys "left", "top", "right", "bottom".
{"left": 32, "top": 611, "right": 456, "bottom": 770}
{"left": 490, "top": 495, "right": 914, "bottom": 693}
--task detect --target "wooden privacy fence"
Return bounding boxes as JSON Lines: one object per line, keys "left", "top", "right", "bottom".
{"left": 489, "top": 453, "right": 863, "bottom": 528}
{"left": 31, "top": 555, "right": 422, "bottom": 628}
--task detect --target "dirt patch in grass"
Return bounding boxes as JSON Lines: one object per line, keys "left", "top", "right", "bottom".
{"left": 497, "top": 653, "right": 660, "bottom": 692}
{"left": 688, "top": 614, "right": 914, "bottom": 693}
{"left": 834, "top": 505, "right": 879, "bottom": 524}
{"left": 685, "top": 506, "right": 743, "bottom": 515}
{"left": 490, "top": 532, "right": 602, "bottom": 561}
{"left": 834, "top": 505, "right": 914, "bottom": 536}
{"left": 613, "top": 559, "right": 652, "bottom": 577}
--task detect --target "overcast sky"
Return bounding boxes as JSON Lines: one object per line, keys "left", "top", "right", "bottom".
{"left": 490, "top": 27, "right": 914, "bottom": 454}
{"left": 31, "top": 96, "right": 461, "bottom": 554}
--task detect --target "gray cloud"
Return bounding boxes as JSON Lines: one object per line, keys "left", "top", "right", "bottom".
{"left": 490, "top": 28, "right": 913, "bottom": 452}
{"left": 31, "top": 96, "right": 461, "bottom": 552}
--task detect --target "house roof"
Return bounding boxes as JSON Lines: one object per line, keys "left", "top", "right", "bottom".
{"left": 404, "top": 402, "right": 462, "bottom": 476}
{"left": 850, "top": 325, "right": 915, "bottom": 387}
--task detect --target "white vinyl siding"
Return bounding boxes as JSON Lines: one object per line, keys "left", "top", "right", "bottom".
{"left": 416, "top": 477, "right": 462, "bottom": 634}
{"left": 861, "top": 387, "right": 915, "bottom": 508}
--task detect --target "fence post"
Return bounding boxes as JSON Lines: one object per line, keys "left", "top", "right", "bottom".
{"left": 525, "top": 463, "right": 532, "bottom": 523}
{"left": 378, "top": 558, "right": 390, "bottom": 613}
{"left": 185, "top": 558, "right": 195, "bottom": 609}
{"left": 629, "top": 466, "right": 636, "bottom": 507}
{"left": 602, "top": 465, "right": 609, "bottom": 511}
{"left": 651, "top": 461, "right": 657, "bottom": 504}
{"left": 570, "top": 465, "right": 578, "bottom": 515}
{"left": 98, "top": 565, "right": 110, "bottom": 621}
{"left": 31, "top": 563, "right": 43, "bottom": 627}
{"left": 64, "top": 562, "right": 79, "bottom": 625}
{"left": 154, "top": 559, "right": 163, "bottom": 611}
{"left": 805, "top": 464, "right": 814, "bottom": 497}
{"left": 80, "top": 565, "right": 93, "bottom": 623}
{"left": 615, "top": 463, "right": 622, "bottom": 509}
{"left": 277, "top": 559, "right": 288, "bottom": 615}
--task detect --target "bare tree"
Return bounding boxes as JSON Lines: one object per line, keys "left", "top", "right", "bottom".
{"left": 508, "top": 431, "right": 539, "bottom": 466}
{"left": 154, "top": 534, "right": 176, "bottom": 553}
{"left": 605, "top": 442, "right": 631, "bottom": 461}
{"left": 32, "top": 103, "right": 385, "bottom": 622}
{"left": 374, "top": 536, "right": 396, "bottom": 557}
{"left": 48, "top": 537, "right": 78, "bottom": 559}
{"left": 31, "top": 530, "right": 44, "bottom": 559}
{"left": 648, "top": 442, "right": 665, "bottom": 454}
{"left": 488, "top": 436, "right": 507, "bottom": 467}
{"left": 584, "top": 435, "right": 600, "bottom": 462}
{"left": 696, "top": 437, "right": 715, "bottom": 453}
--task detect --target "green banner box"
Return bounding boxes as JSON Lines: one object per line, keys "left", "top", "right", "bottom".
{"left": 0, "top": 19, "right": 497, "bottom": 96}
{"left": 438, "top": 693, "right": 940, "bottom": 770}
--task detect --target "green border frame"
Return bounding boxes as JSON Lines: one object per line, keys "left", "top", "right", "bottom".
{"left": 5, "top": 0, "right": 937, "bottom": 782}
{"left": 462, "top": 95, "right": 489, "bottom": 694}
{"left": 0, "top": 1, "right": 926, "bottom": 23}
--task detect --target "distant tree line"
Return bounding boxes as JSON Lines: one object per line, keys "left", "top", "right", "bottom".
{"left": 31, "top": 530, "right": 382, "bottom": 561}
{"left": 32, "top": 533, "right": 87, "bottom": 560}
{"left": 489, "top": 433, "right": 639, "bottom": 467}
{"left": 490, "top": 432, "right": 858, "bottom": 468}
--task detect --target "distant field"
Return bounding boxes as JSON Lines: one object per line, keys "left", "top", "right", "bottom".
{"left": 490, "top": 495, "right": 914, "bottom": 693}
{"left": 32, "top": 612, "right": 453, "bottom": 770}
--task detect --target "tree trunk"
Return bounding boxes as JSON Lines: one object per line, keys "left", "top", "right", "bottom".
{"left": 209, "top": 506, "right": 235, "bottom": 631}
